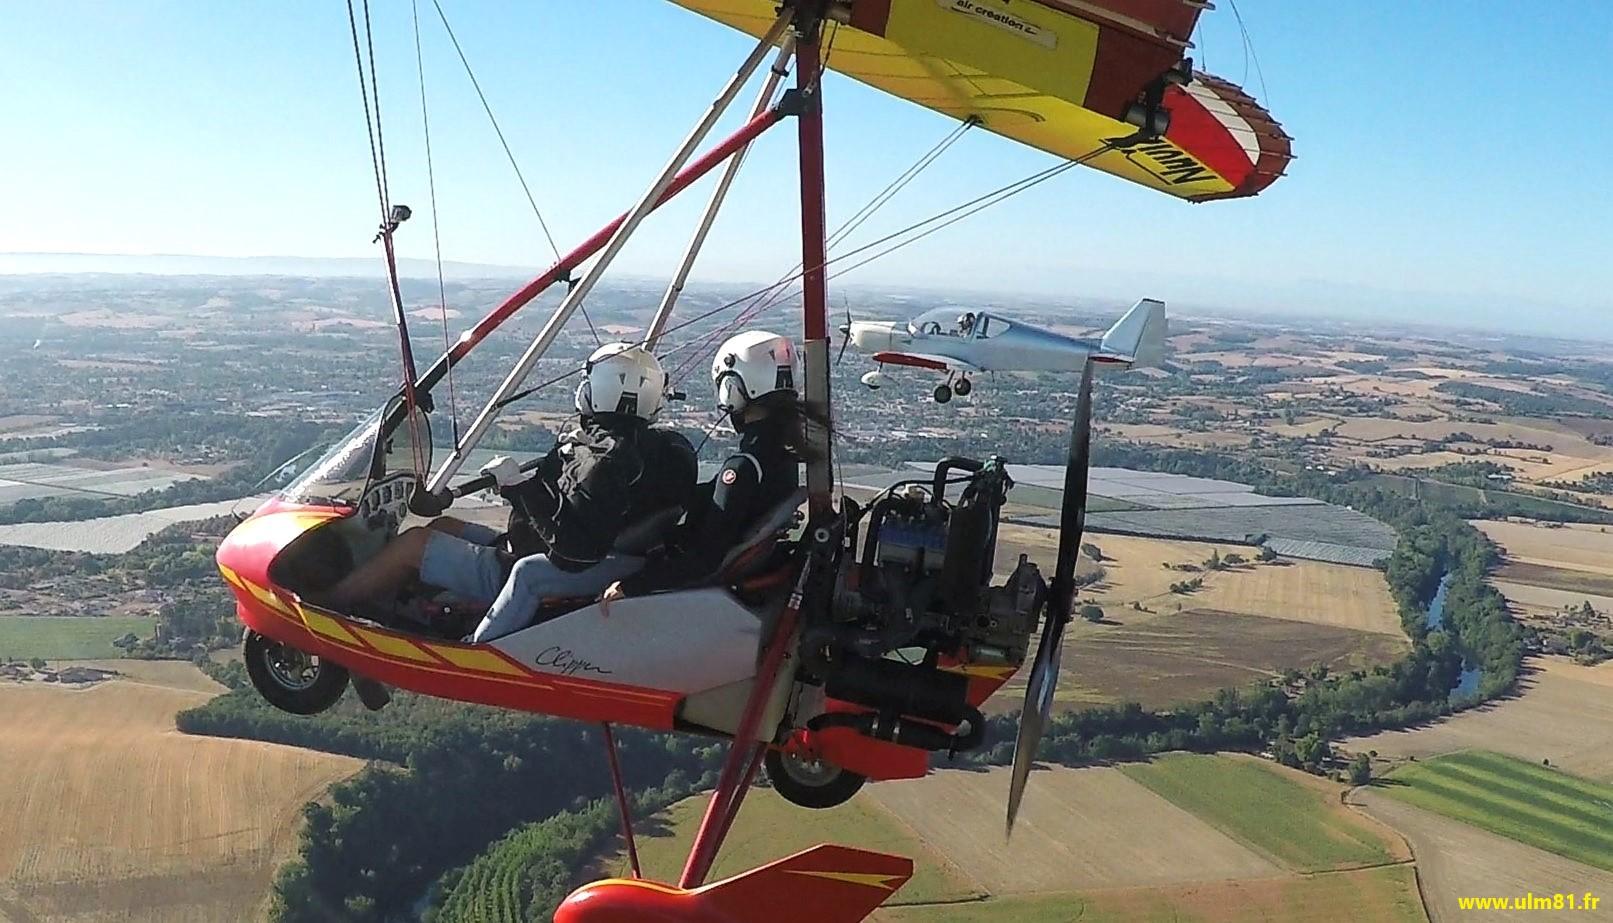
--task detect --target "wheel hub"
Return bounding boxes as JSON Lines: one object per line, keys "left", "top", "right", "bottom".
{"left": 263, "top": 643, "right": 321, "bottom": 691}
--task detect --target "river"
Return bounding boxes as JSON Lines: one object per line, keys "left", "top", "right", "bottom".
{"left": 1422, "top": 572, "right": 1481, "bottom": 699}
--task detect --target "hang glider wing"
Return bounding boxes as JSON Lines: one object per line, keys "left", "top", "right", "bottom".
{"left": 667, "top": 0, "right": 1292, "bottom": 202}
{"left": 873, "top": 351, "right": 980, "bottom": 374}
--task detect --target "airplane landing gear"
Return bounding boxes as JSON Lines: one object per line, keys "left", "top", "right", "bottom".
{"left": 764, "top": 748, "right": 867, "bottom": 809}
{"left": 244, "top": 630, "right": 349, "bottom": 715}
{"left": 953, "top": 376, "right": 972, "bottom": 397}
{"left": 933, "top": 383, "right": 952, "bottom": 404}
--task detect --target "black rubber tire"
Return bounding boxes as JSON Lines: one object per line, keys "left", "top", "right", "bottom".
{"left": 933, "top": 383, "right": 953, "bottom": 404}
{"left": 764, "top": 748, "right": 867, "bottom": 810}
{"left": 953, "top": 377, "right": 972, "bottom": 397}
{"left": 243, "top": 630, "right": 349, "bottom": 716}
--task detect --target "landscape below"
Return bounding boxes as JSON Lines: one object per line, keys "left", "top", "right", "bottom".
{"left": 2, "top": 276, "right": 1613, "bottom": 922}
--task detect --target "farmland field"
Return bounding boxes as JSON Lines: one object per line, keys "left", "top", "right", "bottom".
{"left": 870, "top": 865, "right": 1424, "bottom": 923}
{"left": 997, "top": 527, "right": 1402, "bottom": 635}
{"left": 1343, "top": 658, "right": 1613, "bottom": 781}
{"left": 865, "top": 766, "right": 1279, "bottom": 894}
{"left": 606, "top": 761, "right": 1425, "bottom": 923}
{"left": 0, "top": 670, "right": 362, "bottom": 922}
{"left": 1378, "top": 751, "right": 1613, "bottom": 871}
{"left": 0, "top": 615, "right": 154, "bottom": 659}
{"left": 1472, "top": 520, "right": 1613, "bottom": 576}
{"left": 1491, "top": 579, "right": 1613, "bottom": 617}
{"left": 1119, "top": 753, "right": 1403, "bottom": 871}
{"left": 1496, "top": 562, "right": 1613, "bottom": 598}
{"left": 997, "top": 607, "right": 1406, "bottom": 711}
{"left": 1352, "top": 788, "right": 1613, "bottom": 923}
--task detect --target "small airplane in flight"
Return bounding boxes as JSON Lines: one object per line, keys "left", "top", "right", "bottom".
{"left": 841, "top": 299, "right": 1167, "bottom": 402}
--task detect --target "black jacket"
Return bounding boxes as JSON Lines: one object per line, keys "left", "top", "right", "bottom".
{"left": 503, "top": 417, "right": 694, "bottom": 570}
{"left": 620, "top": 421, "right": 798, "bottom": 594}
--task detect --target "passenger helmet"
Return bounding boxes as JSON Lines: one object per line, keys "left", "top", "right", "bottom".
{"left": 575, "top": 342, "right": 667, "bottom": 421}
{"left": 711, "top": 330, "right": 800, "bottom": 415}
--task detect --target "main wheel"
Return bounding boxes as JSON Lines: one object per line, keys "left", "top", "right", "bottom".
{"left": 953, "top": 377, "right": 973, "bottom": 396}
{"left": 243, "top": 630, "right": 349, "bottom": 715}
{"left": 764, "top": 748, "right": 867, "bottom": 809}
{"left": 933, "top": 383, "right": 953, "bottom": 404}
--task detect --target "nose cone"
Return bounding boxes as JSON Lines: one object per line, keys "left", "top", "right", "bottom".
{"left": 850, "top": 322, "right": 898, "bottom": 352}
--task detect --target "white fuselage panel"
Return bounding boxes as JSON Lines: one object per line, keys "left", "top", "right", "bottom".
{"left": 490, "top": 588, "right": 765, "bottom": 694}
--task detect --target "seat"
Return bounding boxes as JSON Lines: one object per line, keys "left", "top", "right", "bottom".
{"left": 715, "top": 489, "right": 808, "bottom": 584}
{"left": 612, "top": 506, "right": 684, "bottom": 556}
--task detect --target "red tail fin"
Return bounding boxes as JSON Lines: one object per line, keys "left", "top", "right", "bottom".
{"left": 696, "top": 844, "right": 913, "bottom": 923}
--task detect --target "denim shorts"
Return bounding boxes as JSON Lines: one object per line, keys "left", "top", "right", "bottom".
{"left": 419, "top": 530, "right": 508, "bottom": 605}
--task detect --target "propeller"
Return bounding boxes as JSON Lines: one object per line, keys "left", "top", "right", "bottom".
{"left": 1006, "top": 359, "right": 1096, "bottom": 837}
{"left": 836, "top": 299, "right": 853, "bottom": 366}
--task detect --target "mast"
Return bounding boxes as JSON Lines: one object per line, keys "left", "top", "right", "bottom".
{"left": 794, "top": 3, "right": 834, "bottom": 515}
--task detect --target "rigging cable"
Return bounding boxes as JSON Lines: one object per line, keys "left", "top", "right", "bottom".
{"left": 1226, "top": 0, "right": 1271, "bottom": 104}
{"left": 347, "top": 0, "right": 428, "bottom": 479}
{"left": 429, "top": 0, "right": 602, "bottom": 347}
{"left": 484, "top": 136, "right": 1116, "bottom": 412}
{"left": 412, "top": 0, "right": 461, "bottom": 446}
{"left": 655, "top": 139, "right": 1111, "bottom": 377}
{"left": 663, "top": 116, "right": 977, "bottom": 383}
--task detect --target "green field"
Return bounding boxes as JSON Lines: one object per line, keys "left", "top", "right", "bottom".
{"left": 1381, "top": 750, "right": 1613, "bottom": 870}
{"left": 599, "top": 791, "right": 983, "bottom": 906}
{"left": 0, "top": 616, "right": 154, "bottom": 660}
{"left": 872, "top": 865, "right": 1422, "bottom": 923}
{"left": 1120, "top": 753, "right": 1395, "bottom": 872}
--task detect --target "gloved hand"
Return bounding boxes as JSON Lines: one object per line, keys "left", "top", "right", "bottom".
{"left": 480, "top": 455, "right": 532, "bottom": 489}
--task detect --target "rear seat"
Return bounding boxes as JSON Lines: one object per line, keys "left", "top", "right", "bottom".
{"left": 714, "top": 489, "right": 808, "bottom": 587}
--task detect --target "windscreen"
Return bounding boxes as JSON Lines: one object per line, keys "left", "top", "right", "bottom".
{"left": 279, "top": 407, "right": 383, "bottom": 507}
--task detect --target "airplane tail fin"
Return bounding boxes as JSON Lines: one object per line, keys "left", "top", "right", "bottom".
{"left": 1099, "top": 298, "right": 1167, "bottom": 367}
{"left": 696, "top": 844, "right": 913, "bottom": 923}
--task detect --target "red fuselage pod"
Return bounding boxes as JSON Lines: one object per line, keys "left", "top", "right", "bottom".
{"left": 554, "top": 844, "right": 912, "bottom": 923}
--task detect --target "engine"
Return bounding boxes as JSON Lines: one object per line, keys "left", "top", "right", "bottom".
{"left": 802, "top": 457, "right": 1047, "bottom": 754}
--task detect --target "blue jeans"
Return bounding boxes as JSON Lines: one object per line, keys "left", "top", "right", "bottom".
{"left": 419, "top": 530, "right": 643, "bottom": 642}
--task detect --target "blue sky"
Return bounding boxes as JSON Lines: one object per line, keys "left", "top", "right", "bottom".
{"left": 2, "top": 1, "right": 1610, "bottom": 336}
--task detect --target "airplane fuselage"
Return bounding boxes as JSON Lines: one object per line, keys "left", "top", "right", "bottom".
{"left": 848, "top": 318, "right": 1101, "bottom": 373}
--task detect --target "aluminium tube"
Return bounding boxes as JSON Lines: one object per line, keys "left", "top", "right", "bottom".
{"left": 643, "top": 37, "right": 796, "bottom": 350}
{"left": 425, "top": 10, "right": 793, "bottom": 494}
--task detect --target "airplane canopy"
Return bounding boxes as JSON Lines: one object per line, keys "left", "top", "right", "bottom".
{"left": 666, "top": 0, "right": 1292, "bottom": 202}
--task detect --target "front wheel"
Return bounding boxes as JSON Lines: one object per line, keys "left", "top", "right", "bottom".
{"left": 764, "top": 748, "right": 867, "bottom": 809}
{"left": 933, "top": 383, "right": 953, "bottom": 404}
{"left": 243, "top": 631, "right": 349, "bottom": 715}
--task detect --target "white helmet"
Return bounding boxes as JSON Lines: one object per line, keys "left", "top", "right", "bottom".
{"left": 575, "top": 342, "right": 667, "bottom": 421}
{"left": 711, "top": 330, "right": 800, "bottom": 415}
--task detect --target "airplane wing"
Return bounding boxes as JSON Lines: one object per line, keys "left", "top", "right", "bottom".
{"left": 872, "top": 351, "right": 980, "bottom": 374}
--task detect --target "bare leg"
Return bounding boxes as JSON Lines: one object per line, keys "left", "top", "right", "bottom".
{"left": 327, "top": 527, "right": 435, "bottom": 609}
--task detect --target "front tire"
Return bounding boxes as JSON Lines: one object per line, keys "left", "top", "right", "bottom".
{"left": 764, "top": 748, "right": 867, "bottom": 809}
{"left": 244, "top": 631, "right": 349, "bottom": 715}
{"left": 933, "top": 383, "right": 953, "bottom": 404}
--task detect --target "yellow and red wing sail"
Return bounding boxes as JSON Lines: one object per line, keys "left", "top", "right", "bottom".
{"left": 668, "top": 0, "right": 1291, "bottom": 200}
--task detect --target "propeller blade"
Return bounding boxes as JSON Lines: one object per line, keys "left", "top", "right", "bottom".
{"left": 835, "top": 305, "right": 853, "bottom": 365}
{"left": 1007, "top": 359, "right": 1096, "bottom": 837}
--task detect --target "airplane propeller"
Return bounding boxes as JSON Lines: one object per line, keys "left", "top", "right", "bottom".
{"left": 1006, "top": 358, "right": 1096, "bottom": 836}
{"left": 835, "top": 301, "right": 853, "bottom": 366}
